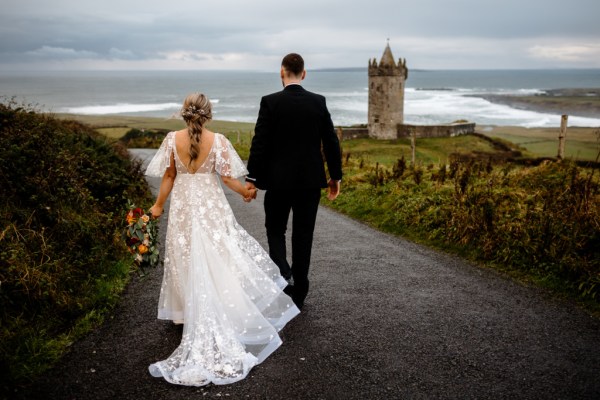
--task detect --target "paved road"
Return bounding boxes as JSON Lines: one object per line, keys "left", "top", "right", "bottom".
{"left": 19, "top": 149, "right": 600, "bottom": 399}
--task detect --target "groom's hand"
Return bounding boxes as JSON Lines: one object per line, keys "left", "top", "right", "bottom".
{"left": 327, "top": 179, "right": 340, "bottom": 201}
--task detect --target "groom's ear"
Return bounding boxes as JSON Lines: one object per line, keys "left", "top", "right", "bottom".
{"left": 280, "top": 67, "right": 285, "bottom": 79}
{"left": 301, "top": 70, "right": 306, "bottom": 81}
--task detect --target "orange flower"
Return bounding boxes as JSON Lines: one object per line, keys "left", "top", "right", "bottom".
{"left": 138, "top": 244, "right": 149, "bottom": 254}
{"left": 123, "top": 203, "right": 160, "bottom": 273}
{"left": 126, "top": 210, "right": 135, "bottom": 224}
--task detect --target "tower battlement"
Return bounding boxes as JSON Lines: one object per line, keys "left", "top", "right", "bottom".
{"left": 368, "top": 49, "right": 408, "bottom": 78}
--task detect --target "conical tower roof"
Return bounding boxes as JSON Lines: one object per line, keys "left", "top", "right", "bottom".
{"left": 379, "top": 42, "right": 396, "bottom": 67}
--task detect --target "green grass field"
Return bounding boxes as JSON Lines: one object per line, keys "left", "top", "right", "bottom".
{"left": 479, "top": 125, "right": 600, "bottom": 161}
{"left": 341, "top": 135, "right": 502, "bottom": 165}
{"left": 55, "top": 113, "right": 600, "bottom": 162}
{"left": 54, "top": 114, "right": 255, "bottom": 139}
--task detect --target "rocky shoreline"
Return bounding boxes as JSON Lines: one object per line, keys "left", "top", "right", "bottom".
{"left": 474, "top": 88, "right": 600, "bottom": 119}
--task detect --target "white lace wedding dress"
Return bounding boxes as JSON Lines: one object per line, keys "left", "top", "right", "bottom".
{"left": 145, "top": 132, "right": 300, "bottom": 386}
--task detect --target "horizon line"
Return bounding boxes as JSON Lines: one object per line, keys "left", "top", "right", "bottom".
{"left": 1, "top": 67, "right": 600, "bottom": 73}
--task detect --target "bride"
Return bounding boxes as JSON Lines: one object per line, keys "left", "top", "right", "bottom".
{"left": 145, "top": 92, "right": 300, "bottom": 386}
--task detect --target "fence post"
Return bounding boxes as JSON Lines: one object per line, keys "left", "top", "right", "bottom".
{"left": 336, "top": 127, "right": 344, "bottom": 156}
{"left": 411, "top": 127, "right": 416, "bottom": 165}
{"left": 557, "top": 115, "right": 568, "bottom": 160}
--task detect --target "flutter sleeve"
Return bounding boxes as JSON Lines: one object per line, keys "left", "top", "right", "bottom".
{"left": 145, "top": 132, "right": 174, "bottom": 177}
{"left": 214, "top": 133, "right": 248, "bottom": 178}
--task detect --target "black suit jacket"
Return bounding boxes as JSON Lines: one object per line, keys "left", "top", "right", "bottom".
{"left": 247, "top": 84, "right": 342, "bottom": 190}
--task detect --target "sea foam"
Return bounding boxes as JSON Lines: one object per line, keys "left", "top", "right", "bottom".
{"left": 403, "top": 89, "right": 600, "bottom": 128}
{"left": 62, "top": 102, "right": 181, "bottom": 115}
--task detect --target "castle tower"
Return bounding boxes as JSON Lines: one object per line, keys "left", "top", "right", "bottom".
{"left": 368, "top": 42, "right": 408, "bottom": 139}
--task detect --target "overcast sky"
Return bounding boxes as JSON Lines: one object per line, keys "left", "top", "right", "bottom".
{"left": 1, "top": 0, "right": 599, "bottom": 71}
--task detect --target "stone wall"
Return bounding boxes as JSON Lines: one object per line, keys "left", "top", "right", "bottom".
{"left": 337, "top": 127, "right": 369, "bottom": 140}
{"left": 397, "top": 123, "right": 476, "bottom": 138}
{"left": 336, "top": 123, "right": 475, "bottom": 140}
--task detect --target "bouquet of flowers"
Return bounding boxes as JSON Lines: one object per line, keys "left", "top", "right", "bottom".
{"left": 123, "top": 203, "right": 160, "bottom": 274}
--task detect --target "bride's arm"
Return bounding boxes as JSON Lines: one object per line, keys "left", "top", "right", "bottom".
{"left": 149, "top": 155, "right": 177, "bottom": 217}
{"left": 221, "top": 176, "right": 256, "bottom": 201}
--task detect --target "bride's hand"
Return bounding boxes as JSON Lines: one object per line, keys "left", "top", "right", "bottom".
{"left": 149, "top": 204, "right": 163, "bottom": 218}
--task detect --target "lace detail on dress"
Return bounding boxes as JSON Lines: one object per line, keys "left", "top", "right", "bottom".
{"left": 145, "top": 132, "right": 175, "bottom": 177}
{"left": 214, "top": 134, "right": 248, "bottom": 178}
{"left": 147, "top": 132, "right": 299, "bottom": 386}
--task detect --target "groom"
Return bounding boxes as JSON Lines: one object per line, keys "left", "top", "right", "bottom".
{"left": 245, "top": 53, "right": 343, "bottom": 310}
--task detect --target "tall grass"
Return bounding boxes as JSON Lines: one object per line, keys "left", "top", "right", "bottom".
{"left": 329, "top": 152, "right": 600, "bottom": 304}
{"left": 0, "top": 101, "right": 152, "bottom": 391}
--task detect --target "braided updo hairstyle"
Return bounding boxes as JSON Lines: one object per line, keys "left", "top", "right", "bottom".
{"left": 180, "top": 93, "right": 213, "bottom": 168}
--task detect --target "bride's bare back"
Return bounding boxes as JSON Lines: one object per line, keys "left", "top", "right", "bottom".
{"left": 174, "top": 128, "right": 215, "bottom": 173}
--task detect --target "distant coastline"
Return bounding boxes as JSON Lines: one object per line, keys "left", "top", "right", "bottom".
{"left": 3, "top": 69, "right": 600, "bottom": 127}
{"left": 470, "top": 88, "right": 600, "bottom": 119}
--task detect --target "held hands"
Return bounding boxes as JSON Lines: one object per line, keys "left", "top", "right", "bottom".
{"left": 327, "top": 179, "right": 341, "bottom": 201}
{"left": 241, "top": 180, "right": 338, "bottom": 202}
{"left": 243, "top": 182, "right": 258, "bottom": 203}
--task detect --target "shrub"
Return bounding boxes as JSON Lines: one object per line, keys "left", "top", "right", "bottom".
{"left": 119, "top": 128, "right": 168, "bottom": 148}
{"left": 0, "top": 101, "right": 152, "bottom": 389}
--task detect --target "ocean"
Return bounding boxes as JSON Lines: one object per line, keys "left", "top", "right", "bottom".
{"left": 1, "top": 69, "right": 599, "bottom": 128}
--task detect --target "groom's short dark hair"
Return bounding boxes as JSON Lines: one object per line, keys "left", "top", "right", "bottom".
{"left": 282, "top": 53, "right": 304, "bottom": 76}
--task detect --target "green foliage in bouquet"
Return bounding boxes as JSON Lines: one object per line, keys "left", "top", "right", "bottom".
{"left": 123, "top": 203, "right": 160, "bottom": 274}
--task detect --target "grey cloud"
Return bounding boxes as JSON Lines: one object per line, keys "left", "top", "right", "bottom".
{"left": 0, "top": 0, "right": 598, "bottom": 69}
{"left": 108, "top": 47, "right": 137, "bottom": 60}
{"left": 25, "top": 46, "right": 98, "bottom": 59}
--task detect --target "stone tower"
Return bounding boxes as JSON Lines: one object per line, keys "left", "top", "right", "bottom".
{"left": 368, "top": 42, "right": 408, "bottom": 139}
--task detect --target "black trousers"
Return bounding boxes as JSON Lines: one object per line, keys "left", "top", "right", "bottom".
{"left": 264, "top": 187, "right": 321, "bottom": 306}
